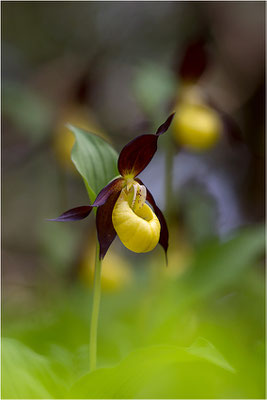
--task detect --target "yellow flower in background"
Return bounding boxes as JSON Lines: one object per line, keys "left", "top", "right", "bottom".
{"left": 79, "top": 242, "right": 133, "bottom": 292}
{"left": 53, "top": 105, "right": 105, "bottom": 171}
{"left": 173, "top": 102, "right": 221, "bottom": 150}
{"left": 173, "top": 84, "right": 221, "bottom": 151}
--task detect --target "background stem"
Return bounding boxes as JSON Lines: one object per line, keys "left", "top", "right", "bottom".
{"left": 89, "top": 240, "right": 102, "bottom": 371}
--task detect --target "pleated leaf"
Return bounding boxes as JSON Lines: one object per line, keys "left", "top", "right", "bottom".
{"left": 68, "top": 125, "right": 119, "bottom": 202}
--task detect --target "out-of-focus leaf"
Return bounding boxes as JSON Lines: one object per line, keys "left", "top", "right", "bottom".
{"left": 186, "top": 337, "right": 235, "bottom": 373}
{"left": 69, "top": 125, "right": 119, "bottom": 202}
{"left": 1, "top": 338, "right": 66, "bottom": 399}
{"left": 69, "top": 338, "right": 234, "bottom": 399}
{"left": 183, "top": 226, "right": 265, "bottom": 300}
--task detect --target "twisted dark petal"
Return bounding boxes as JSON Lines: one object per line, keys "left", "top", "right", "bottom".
{"left": 155, "top": 112, "right": 175, "bottom": 136}
{"left": 93, "top": 177, "right": 124, "bottom": 206}
{"left": 118, "top": 114, "right": 175, "bottom": 178}
{"left": 96, "top": 190, "right": 121, "bottom": 260}
{"left": 47, "top": 206, "right": 93, "bottom": 221}
{"left": 49, "top": 178, "right": 124, "bottom": 223}
{"left": 136, "top": 178, "right": 169, "bottom": 260}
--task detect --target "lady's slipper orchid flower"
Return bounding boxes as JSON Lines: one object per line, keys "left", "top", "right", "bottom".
{"left": 50, "top": 113, "right": 175, "bottom": 260}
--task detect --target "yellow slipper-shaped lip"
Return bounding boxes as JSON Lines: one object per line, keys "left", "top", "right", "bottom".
{"left": 112, "top": 190, "right": 160, "bottom": 253}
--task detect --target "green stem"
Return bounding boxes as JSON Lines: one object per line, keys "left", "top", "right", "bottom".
{"left": 89, "top": 240, "right": 102, "bottom": 371}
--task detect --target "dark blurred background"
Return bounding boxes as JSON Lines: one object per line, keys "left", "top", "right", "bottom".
{"left": 2, "top": 0, "right": 265, "bottom": 332}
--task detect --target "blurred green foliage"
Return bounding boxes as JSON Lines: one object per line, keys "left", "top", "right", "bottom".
{"left": 2, "top": 225, "right": 265, "bottom": 399}
{"left": 70, "top": 338, "right": 234, "bottom": 399}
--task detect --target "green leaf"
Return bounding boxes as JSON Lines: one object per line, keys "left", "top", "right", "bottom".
{"left": 1, "top": 338, "right": 67, "bottom": 399}
{"left": 186, "top": 337, "right": 235, "bottom": 373}
{"left": 69, "top": 125, "right": 119, "bottom": 202}
{"left": 69, "top": 339, "right": 234, "bottom": 399}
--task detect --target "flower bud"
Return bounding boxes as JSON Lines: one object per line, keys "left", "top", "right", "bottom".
{"left": 173, "top": 102, "right": 221, "bottom": 151}
{"left": 112, "top": 183, "right": 160, "bottom": 253}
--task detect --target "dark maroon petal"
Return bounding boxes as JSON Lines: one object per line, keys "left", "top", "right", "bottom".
{"left": 48, "top": 178, "right": 124, "bottom": 228}
{"left": 118, "top": 134, "right": 158, "bottom": 177}
{"left": 178, "top": 38, "right": 208, "bottom": 82}
{"left": 93, "top": 177, "right": 125, "bottom": 206}
{"left": 47, "top": 206, "right": 93, "bottom": 221}
{"left": 155, "top": 113, "right": 175, "bottom": 136}
{"left": 146, "top": 191, "right": 169, "bottom": 260}
{"left": 96, "top": 190, "right": 121, "bottom": 260}
{"left": 118, "top": 114, "right": 175, "bottom": 177}
{"left": 136, "top": 178, "right": 169, "bottom": 260}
